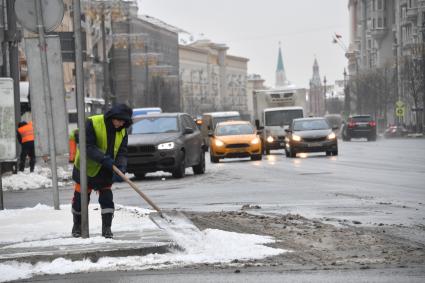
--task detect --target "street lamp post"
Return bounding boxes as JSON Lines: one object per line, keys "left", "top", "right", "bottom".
{"left": 100, "top": 4, "right": 112, "bottom": 109}
{"left": 343, "top": 68, "right": 350, "bottom": 118}
{"left": 421, "top": 22, "right": 425, "bottom": 133}
{"left": 323, "top": 76, "right": 327, "bottom": 115}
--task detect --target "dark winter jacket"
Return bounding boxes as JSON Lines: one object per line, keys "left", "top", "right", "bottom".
{"left": 72, "top": 104, "right": 133, "bottom": 189}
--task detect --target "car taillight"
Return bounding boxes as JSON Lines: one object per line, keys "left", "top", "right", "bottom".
{"left": 368, "top": 121, "right": 376, "bottom": 127}
{"left": 348, "top": 122, "right": 356, "bottom": 128}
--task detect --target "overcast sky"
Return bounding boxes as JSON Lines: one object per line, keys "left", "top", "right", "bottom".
{"left": 138, "top": 0, "right": 349, "bottom": 89}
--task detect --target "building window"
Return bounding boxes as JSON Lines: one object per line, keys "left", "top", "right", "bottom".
{"left": 377, "top": 0, "right": 382, "bottom": 10}
{"left": 378, "top": 17, "right": 383, "bottom": 28}
{"left": 372, "top": 0, "right": 376, "bottom": 11}
{"left": 373, "top": 18, "right": 376, "bottom": 29}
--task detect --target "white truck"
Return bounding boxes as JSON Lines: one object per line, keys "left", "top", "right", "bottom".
{"left": 253, "top": 88, "right": 306, "bottom": 155}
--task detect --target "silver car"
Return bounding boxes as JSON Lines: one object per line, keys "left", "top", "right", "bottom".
{"left": 285, "top": 117, "right": 338, "bottom": 158}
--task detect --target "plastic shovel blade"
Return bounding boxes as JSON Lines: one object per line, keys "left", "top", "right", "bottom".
{"left": 149, "top": 211, "right": 201, "bottom": 233}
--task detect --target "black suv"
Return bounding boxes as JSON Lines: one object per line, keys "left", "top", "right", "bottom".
{"left": 127, "top": 113, "right": 206, "bottom": 179}
{"left": 342, "top": 115, "right": 377, "bottom": 141}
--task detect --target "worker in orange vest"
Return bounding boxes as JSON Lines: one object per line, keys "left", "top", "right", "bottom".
{"left": 17, "top": 121, "right": 36, "bottom": 172}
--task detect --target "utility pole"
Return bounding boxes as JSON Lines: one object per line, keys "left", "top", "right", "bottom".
{"left": 323, "top": 76, "right": 327, "bottom": 115}
{"left": 73, "top": 0, "right": 89, "bottom": 238}
{"left": 101, "top": 3, "right": 112, "bottom": 109}
{"left": 34, "top": 0, "right": 60, "bottom": 209}
{"left": 343, "top": 68, "right": 351, "bottom": 118}
{"left": 5, "top": 0, "right": 21, "bottom": 157}
{"left": 127, "top": 10, "right": 133, "bottom": 108}
{"left": 421, "top": 22, "right": 425, "bottom": 133}
{"left": 0, "top": 1, "right": 5, "bottom": 76}
{"left": 355, "top": 55, "right": 361, "bottom": 114}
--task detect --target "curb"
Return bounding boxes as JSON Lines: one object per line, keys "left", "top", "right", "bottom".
{"left": 0, "top": 242, "right": 177, "bottom": 264}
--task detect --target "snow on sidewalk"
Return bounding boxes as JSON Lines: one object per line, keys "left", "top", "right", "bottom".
{"left": 1, "top": 165, "right": 72, "bottom": 191}
{"left": 0, "top": 204, "right": 287, "bottom": 282}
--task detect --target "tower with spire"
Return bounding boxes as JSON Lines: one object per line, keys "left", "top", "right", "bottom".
{"left": 311, "top": 58, "right": 321, "bottom": 86}
{"left": 275, "top": 42, "right": 289, "bottom": 88}
{"left": 309, "top": 58, "right": 325, "bottom": 116}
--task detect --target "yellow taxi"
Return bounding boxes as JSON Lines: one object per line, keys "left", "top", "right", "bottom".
{"left": 209, "top": 121, "right": 262, "bottom": 163}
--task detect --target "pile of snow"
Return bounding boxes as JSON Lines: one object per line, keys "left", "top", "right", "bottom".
{"left": 1, "top": 165, "right": 72, "bottom": 191}
{"left": 0, "top": 204, "right": 287, "bottom": 282}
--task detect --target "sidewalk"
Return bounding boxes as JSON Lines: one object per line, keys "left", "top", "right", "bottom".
{"left": 0, "top": 204, "right": 176, "bottom": 264}
{"left": 407, "top": 133, "right": 424, "bottom": 138}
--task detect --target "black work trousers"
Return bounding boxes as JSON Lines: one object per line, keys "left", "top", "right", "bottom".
{"left": 19, "top": 141, "right": 35, "bottom": 172}
{"left": 71, "top": 188, "right": 115, "bottom": 215}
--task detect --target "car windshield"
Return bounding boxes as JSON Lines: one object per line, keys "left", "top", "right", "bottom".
{"left": 131, "top": 117, "right": 178, "bottom": 134}
{"left": 265, "top": 109, "right": 303, "bottom": 126}
{"left": 293, "top": 119, "right": 330, "bottom": 131}
{"left": 216, "top": 124, "right": 254, "bottom": 136}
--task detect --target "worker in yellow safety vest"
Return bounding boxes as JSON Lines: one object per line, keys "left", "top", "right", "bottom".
{"left": 71, "top": 104, "right": 133, "bottom": 238}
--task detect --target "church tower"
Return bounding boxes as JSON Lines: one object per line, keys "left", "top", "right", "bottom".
{"left": 275, "top": 42, "right": 289, "bottom": 88}
{"left": 309, "top": 58, "right": 325, "bottom": 116}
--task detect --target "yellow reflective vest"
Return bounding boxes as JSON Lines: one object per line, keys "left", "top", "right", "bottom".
{"left": 74, "top": 115, "right": 126, "bottom": 177}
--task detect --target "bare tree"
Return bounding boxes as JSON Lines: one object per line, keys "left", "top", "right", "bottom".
{"left": 352, "top": 66, "right": 396, "bottom": 125}
{"left": 401, "top": 55, "right": 423, "bottom": 132}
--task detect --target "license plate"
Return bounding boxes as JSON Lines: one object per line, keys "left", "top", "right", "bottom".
{"left": 308, "top": 142, "right": 322, "bottom": 147}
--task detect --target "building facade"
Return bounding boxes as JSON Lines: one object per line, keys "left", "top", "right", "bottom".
{"left": 179, "top": 40, "right": 249, "bottom": 118}
{"left": 52, "top": 1, "right": 181, "bottom": 113}
{"left": 348, "top": 0, "right": 425, "bottom": 126}
{"left": 110, "top": 12, "right": 180, "bottom": 112}
{"left": 246, "top": 74, "right": 267, "bottom": 121}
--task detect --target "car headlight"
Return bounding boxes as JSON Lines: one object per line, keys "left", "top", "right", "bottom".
{"left": 158, "top": 142, "right": 175, "bottom": 150}
{"left": 266, "top": 136, "right": 274, "bottom": 143}
{"left": 215, "top": 139, "right": 224, "bottom": 147}
{"left": 292, "top": 134, "right": 302, "bottom": 142}
{"left": 251, "top": 138, "right": 259, "bottom": 145}
{"left": 327, "top": 132, "right": 336, "bottom": 140}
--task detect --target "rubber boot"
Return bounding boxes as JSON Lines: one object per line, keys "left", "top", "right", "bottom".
{"left": 71, "top": 214, "right": 81, "bottom": 237}
{"left": 18, "top": 160, "right": 25, "bottom": 172}
{"left": 29, "top": 159, "right": 35, "bottom": 173}
{"left": 102, "top": 213, "right": 113, "bottom": 238}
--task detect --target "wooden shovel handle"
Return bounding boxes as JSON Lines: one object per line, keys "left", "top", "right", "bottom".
{"left": 112, "top": 165, "right": 162, "bottom": 214}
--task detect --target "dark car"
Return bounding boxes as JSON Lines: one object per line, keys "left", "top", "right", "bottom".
{"left": 383, "top": 125, "right": 409, "bottom": 138}
{"left": 285, "top": 117, "right": 338, "bottom": 158}
{"left": 127, "top": 113, "right": 206, "bottom": 179}
{"left": 342, "top": 115, "right": 377, "bottom": 141}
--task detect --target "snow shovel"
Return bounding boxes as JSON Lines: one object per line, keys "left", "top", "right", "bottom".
{"left": 112, "top": 165, "right": 200, "bottom": 233}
